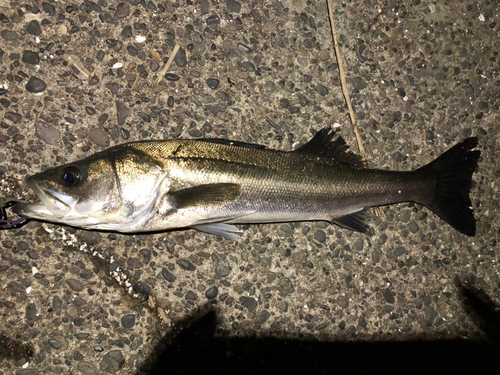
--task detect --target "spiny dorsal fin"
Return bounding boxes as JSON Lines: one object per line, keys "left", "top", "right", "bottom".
{"left": 203, "top": 138, "right": 267, "bottom": 150}
{"left": 294, "top": 127, "right": 364, "bottom": 168}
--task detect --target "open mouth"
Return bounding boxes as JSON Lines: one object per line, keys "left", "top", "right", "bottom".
{"left": 13, "top": 178, "right": 75, "bottom": 219}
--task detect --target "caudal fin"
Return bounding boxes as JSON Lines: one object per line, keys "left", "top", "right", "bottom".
{"left": 418, "top": 138, "right": 480, "bottom": 236}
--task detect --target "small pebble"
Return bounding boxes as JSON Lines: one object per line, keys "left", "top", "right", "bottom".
{"left": 65, "top": 279, "right": 84, "bottom": 292}
{"left": 316, "top": 84, "right": 329, "bottom": 96}
{"left": 203, "top": 123, "right": 212, "bottom": 133}
{"left": 242, "top": 61, "right": 255, "bottom": 72}
{"left": 116, "top": 101, "right": 130, "bottom": 125}
{"left": 352, "top": 239, "right": 364, "bottom": 251}
{"left": 137, "top": 112, "right": 151, "bottom": 122}
{"left": 279, "top": 278, "right": 294, "bottom": 294}
{"left": 200, "top": 0, "right": 209, "bottom": 14}
{"left": 161, "top": 267, "right": 176, "bottom": 282}
{"left": 96, "top": 50, "right": 105, "bottom": 61}
{"left": 203, "top": 94, "right": 216, "bottom": 103}
{"left": 190, "top": 96, "right": 202, "bottom": 107}
{"left": 265, "top": 81, "right": 276, "bottom": 92}
{"left": 165, "top": 73, "right": 180, "bottom": 81}
{"left": 227, "top": 0, "right": 242, "bottom": 13}
{"left": 206, "top": 78, "right": 220, "bottom": 90}
{"left": 85, "top": 106, "right": 96, "bottom": 115}
{"left": 409, "top": 220, "right": 419, "bottom": 233}
{"left": 205, "top": 286, "right": 218, "bottom": 300}
{"left": 382, "top": 289, "right": 395, "bottom": 304}
{"left": 35, "top": 122, "right": 60, "bottom": 145}
{"left": 174, "top": 48, "right": 187, "bottom": 67}
{"left": 239, "top": 296, "right": 257, "bottom": 311}
{"left": 89, "top": 129, "right": 110, "bottom": 147}
{"left": 22, "top": 50, "right": 39, "bottom": 64}
{"left": 77, "top": 362, "right": 98, "bottom": 375}
{"left": 206, "top": 15, "right": 220, "bottom": 25}
{"left": 25, "top": 303, "right": 38, "bottom": 321}
{"left": 115, "top": 3, "right": 130, "bottom": 18}
{"left": 237, "top": 43, "right": 251, "bottom": 53}
{"left": 167, "top": 96, "right": 174, "bottom": 107}
{"left": 278, "top": 301, "right": 288, "bottom": 312}
{"left": 83, "top": 231, "right": 102, "bottom": 245}
{"left": 48, "top": 338, "right": 63, "bottom": 349}
{"left": 26, "top": 76, "right": 47, "bottom": 93}
{"left": 133, "top": 282, "right": 151, "bottom": 294}
{"left": 43, "top": 2, "right": 56, "bottom": 16}
{"left": 150, "top": 60, "right": 159, "bottom": 72}
{"left": 100, "top": 350, "right": 125, "bottom": 373}
{"left": 121, "top": 314, "right": 135, "bottom": 328}
{"left": 174, "top": 106, "right": 186, "bottom": 115}
{"left": 297, "top": 56, "right": 308, "bottom": 67}
{"left": 176, "top": 259, "right": 196, "bottom": 271}
{"left": 5, "top": 112, "right": 22, "bottom": 123}
{"left": 120, "top": 127, "right": 130, "bottom": 140}
{"left": 351, "top": 76, "right": 367, "bottom": 90}
{"left": 26, "top": 20, "right": 42, "bottom": 36}
{"left": 1, "top": 30, "right": 18, "bottom": 41}
{"left": 399, "top": 209, "right": 411, "bottom": 223}
{"left": 185, "top": 291, "right": 198, "bottom": 300}
{"left": 314, "top": 230, "right": 326, "bottom": 243}
{"left": 216, "top": 265, "right": 230, "bottom": 277}
{"left": 127, "top": 45, "right": 138, "bottom": 56}
{"left": 255, "top": 310, "right": 271, "bottom": 324}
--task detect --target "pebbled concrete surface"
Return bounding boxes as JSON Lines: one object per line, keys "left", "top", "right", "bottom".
{"left": 0, "top": 0, "right": 499, "bottom": 374}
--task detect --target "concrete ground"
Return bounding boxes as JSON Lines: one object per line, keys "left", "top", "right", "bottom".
{"left": 0, "top": 0, "right": 499, "bottom": 374}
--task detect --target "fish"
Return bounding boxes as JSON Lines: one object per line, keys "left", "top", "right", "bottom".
{"left": 12, "top": 128, "right": 480, "bottom": 240}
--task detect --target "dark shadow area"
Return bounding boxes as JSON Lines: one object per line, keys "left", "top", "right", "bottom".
{"left": 458, "top": 278, "right": 500, "bottom": 345}
{"left": 142, "top": 284, "right": 500, "bottom": 375}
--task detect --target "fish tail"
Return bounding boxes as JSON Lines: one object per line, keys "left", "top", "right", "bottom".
{"left": 417, "top": 137, "right": 480, "bottom": 236}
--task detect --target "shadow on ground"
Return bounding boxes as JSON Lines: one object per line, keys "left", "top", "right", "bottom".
{"left": 142, "top": 283, "right": 500, "bottom": 375}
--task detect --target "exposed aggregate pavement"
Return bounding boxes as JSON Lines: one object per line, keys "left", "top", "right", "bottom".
{"left": 0, "top": 0, "right": 499, "bottom": 374}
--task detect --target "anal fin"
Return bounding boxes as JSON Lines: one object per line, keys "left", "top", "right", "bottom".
{"left": 332, "top": 208, "right": 372, "bottom": 234}
{"left": 189, "top": 211, "right": 255, "bottom": 241}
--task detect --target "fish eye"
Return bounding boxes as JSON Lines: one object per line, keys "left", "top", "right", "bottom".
{"left": 61, "top": 166, "right": 82, "bottom": 187}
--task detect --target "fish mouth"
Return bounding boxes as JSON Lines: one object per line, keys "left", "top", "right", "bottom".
{"left": 13, "top": 177, "right": 76, "bottom": 219}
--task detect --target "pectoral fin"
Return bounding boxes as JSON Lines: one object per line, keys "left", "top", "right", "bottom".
{"left": 171, "top": 183, "right": 241, "bottom": 209}
{"left": 191, "top": 222, "right": 242, "bottom": 241}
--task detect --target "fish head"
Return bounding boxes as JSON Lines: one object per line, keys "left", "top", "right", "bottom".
{"left": 14, "top": 146, "right": 168, "bottom": 230}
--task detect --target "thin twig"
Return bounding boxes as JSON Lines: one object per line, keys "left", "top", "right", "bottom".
{"left": 327, "top": 1, "right": 384, "bottom": 217}
{"left": 154, "top": 44, "right": 181, "bottom": 86}
{"left": 327, "top": 1, "right": 367, "bottom": 165}
{"left": 67, "top": 55, "right": 93, "bottom": 79}
{"left": 131, "top": 75, "right": 140, "bottom": 91}
{"left": 149, "top": 48, "right": 163, "bottom": 63}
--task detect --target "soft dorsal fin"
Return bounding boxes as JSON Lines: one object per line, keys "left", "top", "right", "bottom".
{"left": 294, "top": 127, "right": 364, "bottom": 167}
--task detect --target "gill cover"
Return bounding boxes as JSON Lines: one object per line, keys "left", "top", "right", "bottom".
{"left": 14, "top": 146, "right": 168, "bottom": 229}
